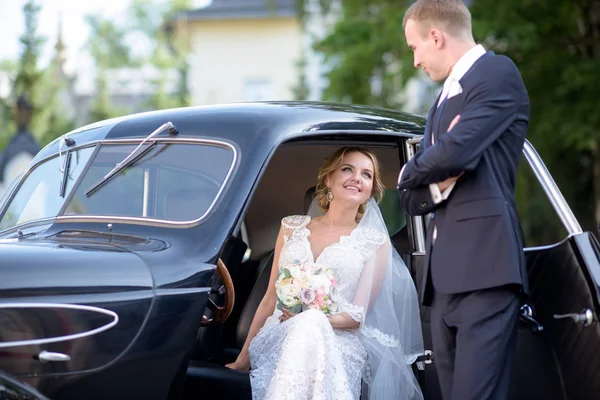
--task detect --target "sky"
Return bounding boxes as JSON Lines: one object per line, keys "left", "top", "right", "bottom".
{"left": 0, "top": 0, "right": 211, "bottom": 74}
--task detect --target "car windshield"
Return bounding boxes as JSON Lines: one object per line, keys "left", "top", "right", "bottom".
{"left": 0, "top": 141, "right": 235, "bottom": 231}
{"left": 0, "top": 146, "right": 95, "bottom": 231}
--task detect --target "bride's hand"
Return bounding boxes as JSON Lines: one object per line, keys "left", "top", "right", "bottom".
{"left": 279, "top": 308, "right": 297, "bottom": 322}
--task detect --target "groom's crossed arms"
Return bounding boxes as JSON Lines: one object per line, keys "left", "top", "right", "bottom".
{"left": 397, "top": 115, "right": 461, "bottom": 217}
{"left": 398, "top": 56, "right": 525, "bottom": 193}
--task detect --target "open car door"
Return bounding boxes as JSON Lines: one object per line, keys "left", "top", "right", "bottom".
{"left": 404, "top": 138, "right": 600, "bottom": 400}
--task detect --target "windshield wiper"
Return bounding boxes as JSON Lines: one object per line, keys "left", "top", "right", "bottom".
{"left": 58, "top": 136, "right": 76, "bottom": 197}
{"left": 85, "top": 121, "right": 178, "bottom": 197}
{"left": 59, "top": 150, "right": 72, "bottom": 197}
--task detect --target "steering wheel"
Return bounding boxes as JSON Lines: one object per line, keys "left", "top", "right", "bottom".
{"left": 201, "top": 258, "right": 235, "bottom": 327}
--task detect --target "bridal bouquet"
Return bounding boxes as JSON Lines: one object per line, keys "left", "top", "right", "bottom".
{"left": 275, "top": 260, "right": 339, "bottom": 315}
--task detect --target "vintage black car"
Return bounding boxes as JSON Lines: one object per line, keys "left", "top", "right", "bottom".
{"left": 0, "top": 102, "right": 598, "bottom": 400}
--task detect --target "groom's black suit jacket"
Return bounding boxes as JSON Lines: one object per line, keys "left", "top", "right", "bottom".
{"left": 398, "top": 51, "right": 530, "bottom": 306}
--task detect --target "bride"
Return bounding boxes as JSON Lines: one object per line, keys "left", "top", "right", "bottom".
{"left": 226, "top": 147, "right": 424, "bottom": 400}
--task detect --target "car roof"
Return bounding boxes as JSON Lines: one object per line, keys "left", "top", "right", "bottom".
{"left": 34, "top": 101, "right": 426, "bottom": 163}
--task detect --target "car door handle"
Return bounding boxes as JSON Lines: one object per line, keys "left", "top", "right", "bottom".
{"left": 553, "top": 308, "right": 594, "bottom": 327}
{"left": 520, "top": 304, "right": 543, "bottom": 332}
{"left": 37, "top": 350, "right": 71, "bottom": 363}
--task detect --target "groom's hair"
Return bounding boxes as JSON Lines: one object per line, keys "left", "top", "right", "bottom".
{"left": 403, "top": 0, "right": 472, "bottom": 40}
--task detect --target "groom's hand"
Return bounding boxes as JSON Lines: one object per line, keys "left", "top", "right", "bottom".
{"left": 436, "top": 114, "right": 464, "bottom": 191}
{"left": 438, "top": 172, "right": 464, "bottom": 191}
{"left": 448, "top": 114, "right": 461, "bottom": 131}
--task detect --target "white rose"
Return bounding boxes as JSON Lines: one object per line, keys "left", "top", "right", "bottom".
{"left": 276, "top": 286, "right": 287, "bottom": 300}
{"left": 289, "top": 265, "right": 303, "bottom": 278}
{"left": 309, "top": 275, "right": 332, "bottom": 290}
{"left": 287, "top": 283, "right": 301, "bottom": 297}
{"left": 282, "top": 295, "right": 299, "bottom": 307}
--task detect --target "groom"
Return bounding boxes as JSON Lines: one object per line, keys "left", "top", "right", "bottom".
{"left": 397, "top": 0, "right": 529, "bottom": 399}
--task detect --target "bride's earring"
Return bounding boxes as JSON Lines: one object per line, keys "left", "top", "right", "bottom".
{"left": 326, "top": 189, "right": 333, "bottom": 202}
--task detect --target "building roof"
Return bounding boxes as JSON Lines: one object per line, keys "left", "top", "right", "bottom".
{"left": 175, "top": 0, "right": 297, "bottom": 21}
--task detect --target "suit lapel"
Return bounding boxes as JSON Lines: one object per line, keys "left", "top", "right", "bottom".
{"left": 436, "top": 95, "right": 463, "bottom": 135}
{"left": 432, "top": 50, "right": 496, "bottom": 139}
{"left": 433, "top": 97, "right": 448, "bottom": 142}
{"left": 423, "top": 91, "right": 443, "bottom": 148}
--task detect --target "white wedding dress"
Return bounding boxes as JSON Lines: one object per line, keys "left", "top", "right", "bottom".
{"left": 248, "top": 215, "right": 389, "bottom": 400}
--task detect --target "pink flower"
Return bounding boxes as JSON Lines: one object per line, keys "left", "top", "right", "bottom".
{"left": 315, "top": 294, "right": 324, "bottom": 308}
{"left": 299, "top": 288, "right": 316, "bottom": 305}
{"left": 308, "top": 303, "right": 320, "bottom": 310}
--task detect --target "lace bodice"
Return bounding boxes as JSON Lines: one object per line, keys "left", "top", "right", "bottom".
{"left": 280, "top": 215, "right": 386, "bottom": 323}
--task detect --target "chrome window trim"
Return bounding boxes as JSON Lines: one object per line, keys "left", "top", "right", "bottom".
{"left": 142, "top": 168, "right": 151, "bottom": 217}
{"left": 522, "top": 140, "right": 582, "bottom": 235}
{"left": 405, "top": 137, "right": 426, "bottom": 253}
{"left": 2, "top": 138, "right": 238, "bottom": 229}
{"left": 523, "top": 234, "right": 574, "bottom": 252}
{"left": 0, "top": 303, "right": 119, "bottom": 348}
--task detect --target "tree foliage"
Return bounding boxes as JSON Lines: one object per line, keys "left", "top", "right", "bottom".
{"left": 12, "top": 0, "right": 46, "bottom": 137}
{"left": 85, "top": 14, "right": 136, "bottom": 122}
{"left": 298, "top": 0, "right": 418, "bottom": 108}
{"left": 128, "top": 0, "right": 193, "bottom": 110}
{"left": 470, "top": 0, "right": 600, "bottom": 242}
{"left": 298, "top": 0, "right": 600, "bottom": 243}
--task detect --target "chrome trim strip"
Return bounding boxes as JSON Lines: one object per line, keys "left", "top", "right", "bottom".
{"left": 522, "top": 140, "right": 582, "bottom": 235}
{"left": 404, "top": 139, "right": 426, "bottom": 253}
{"left": 46, "top": 138, "right": 239, "bottom": 227}
{"left": 523, "top": 234, "right": 575, "bottom": 252}
{"left": 0, "top": 303, "right": 119, "bottom": 348}
{"left": 143, "top": 168, "right": 150, "bottom": 217}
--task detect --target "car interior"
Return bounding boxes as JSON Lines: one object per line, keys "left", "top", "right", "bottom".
{"left": 181, "top": 139, "right": 411, "bottom": 399}
{"left": 180, "top": 138, "right": 600, "bottom": 400}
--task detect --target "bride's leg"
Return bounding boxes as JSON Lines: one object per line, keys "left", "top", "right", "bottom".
{"left": 265, "top": 309, "right": 345, "bottom": 400}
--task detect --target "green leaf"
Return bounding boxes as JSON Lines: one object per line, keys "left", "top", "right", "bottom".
{"left": 290, "top": 304, "right": 303, "bottom": 314}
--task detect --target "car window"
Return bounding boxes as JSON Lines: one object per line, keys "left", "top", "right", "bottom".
{"left": 63, "top": 142, "right": 235, "bottom": 222}
{"left": 379, "top": 188, "right": 407, "bottom": 236}
{"left": 515, "top": 157, "right": 568, "bottom": 247}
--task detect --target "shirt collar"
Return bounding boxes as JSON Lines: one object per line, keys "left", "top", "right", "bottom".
{"left": 448, "top": 44, "right": 486, "bottom": 82}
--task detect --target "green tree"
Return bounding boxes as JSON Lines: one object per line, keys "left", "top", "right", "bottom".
{"left": 39, "top": 67, "right": 76, "bottom": 145}
{"left": 291, "top": 52, "right": 310, "bottom": 100}
{"left": 297, "top": 0, "right": 418, "bottom": 108}
{"left": 12, "top": 0, "right": 46, "bottom": 138}
{"left": 0, "top": 60, "right": 18, "bottom": 149}
{"left": 128, "top": 0, "right": 193, "bottom": 110}
{"left": 469, "top": 0, "right": 600, "bottom": 241}
{"left": 85, "top": 14, "right": 135, "bottom": 122}
{"left": 298, "top": 0, "right": 600, "bottom": 242}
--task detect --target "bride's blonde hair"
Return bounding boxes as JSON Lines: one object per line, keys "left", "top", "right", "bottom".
{"left": 315, "top": 147, "right": 385, "bottom": 221}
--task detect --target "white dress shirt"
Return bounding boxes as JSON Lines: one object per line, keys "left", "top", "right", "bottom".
{"left": 397, "top": 44, "right": 486, "bottom": 243}
{"left": 397, "top": 44, "right": 486, "bottom": 196}
{"left": 428, "top": 44, "right": 487, "bottom": 203}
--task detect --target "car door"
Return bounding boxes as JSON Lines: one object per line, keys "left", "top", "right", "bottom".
{"left": 0, "top": 240, "right": 154, "bottom": 392}
{"left": 404, "top": 138, "right": 600, "bottom": 400}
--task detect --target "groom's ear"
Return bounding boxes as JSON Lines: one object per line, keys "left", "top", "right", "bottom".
{"left": 430, "top": 29, "right": 444, "bottom": 48}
